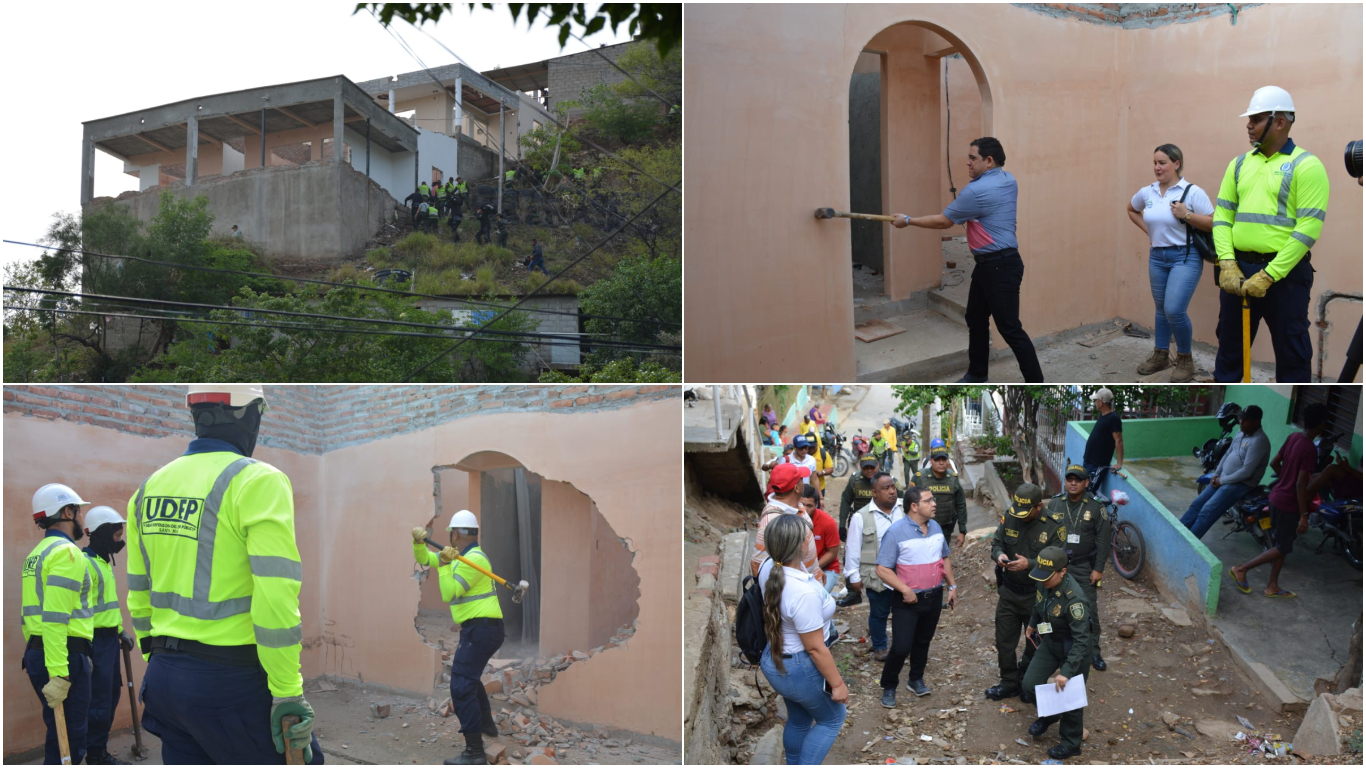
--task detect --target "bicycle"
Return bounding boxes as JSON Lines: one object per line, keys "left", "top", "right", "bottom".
{"left": 1087, "top": 466, "right": 1146, "bottom": 579}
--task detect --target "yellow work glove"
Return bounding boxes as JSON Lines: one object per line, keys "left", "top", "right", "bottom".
{"left": 1242, "top": 270, "right": 1274, "bottom": 298}
{"left": 411, "top": 527, "right": 428, "bottom": 543}
{"left": 1217, "top": 260, "right": 1245, "bottom": 295}
{"left": 439, "top": 546, "right": 459, "bottom": 565}
{"left": 42, "top": 675, "right": 71, "bottom": 707}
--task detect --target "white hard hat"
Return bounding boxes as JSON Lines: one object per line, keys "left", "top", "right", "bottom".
{"left": 31, "top": 483, "right": 89, "bottom": 521}
{"left": 186, "top": 384, "right": 268, "bottom": 411}
{"left": 84, "top": 506, "right": 126, "bottom": 536}
{"left": 447, "top": 509, "right": 479, "bottom": 531}
{"left": 1240, "top": 86, "right": 1296, "bottom": 117}
{"left": 1092, "top": 387, "right": 1113, "bottom": 404}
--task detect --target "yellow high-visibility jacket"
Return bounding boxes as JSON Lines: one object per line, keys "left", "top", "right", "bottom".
{"left": 412, "top": 541, "right": 503, "bottom": 624}
{"left": 21, "top": 532, "right": 95, "bottom": 676}
{"left": 1212, "top": 140, "right": 1329, "bottom": 280}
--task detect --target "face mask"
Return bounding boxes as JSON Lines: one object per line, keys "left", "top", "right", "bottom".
{"left": 193, "top": 403, "right": 263, "bottom": 457}
{"left": 90, "top": 524, "right": 125, "bottom": 560}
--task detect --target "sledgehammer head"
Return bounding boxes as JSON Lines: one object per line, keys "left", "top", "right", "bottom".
{"left": 814, "top": 207, "right": 837, "bottom": 220}
{"left": 511, "top": 580, "right": 530, "bottom": 603}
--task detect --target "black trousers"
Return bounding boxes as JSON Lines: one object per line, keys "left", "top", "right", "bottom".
{"left": 965, "top": 251, "right": 1043, "bottom": 382}
{"left": 1213, "top": 255, "right": 1314, "bottom": 382}
{"left": 878, "top": 589, "right": 943, "bottom": 690}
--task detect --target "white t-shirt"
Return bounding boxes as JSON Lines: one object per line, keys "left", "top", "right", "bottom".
{"left": 779, "top": 452, "right": 818, "bottom": 485}
{"left": 1131, "top": 178, "right": 1214, "bottom": 249}
{"left": 758, "top": 559, "right": 837, "bottom": 654}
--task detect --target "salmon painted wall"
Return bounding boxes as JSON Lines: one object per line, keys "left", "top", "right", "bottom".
{"left": 2, "top": 414, "right": 316, "bottom": 756}
{"left": 685, "top": 3, "right": 1363, "bottom": 380}
{"left": 1114, "top": 2, "right": 1364, "bottom": 374}
{"left": 305, "top": 398, "right": 681, "bottom": 739}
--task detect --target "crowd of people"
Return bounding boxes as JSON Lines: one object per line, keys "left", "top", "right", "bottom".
{"left": 745, "top": 389, "right": 1359, "bottom": 763}
{"left": 402, "top": 176, "right": 547, "bottom": 274}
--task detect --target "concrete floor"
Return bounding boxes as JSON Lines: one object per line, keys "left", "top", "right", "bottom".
{"left": 1127, "top": 454, "right": 1362, "bottom": 703}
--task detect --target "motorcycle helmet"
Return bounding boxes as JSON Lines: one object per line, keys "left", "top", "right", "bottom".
{"left": 1215, "top": 402, "right": 1243, "bottom": 431}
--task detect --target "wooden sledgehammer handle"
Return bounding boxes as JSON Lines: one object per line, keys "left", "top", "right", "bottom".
{"left": 814, "top": 207, "right": 901, "bottom": 223}
{"left": 424, "top": 538, "right": 511, "bottom": 588}
{"left": 281, "top": 714, "right": 305, "bottom": 765}
{"left": 54, "top": 701, "right": 72, "bottom": 765}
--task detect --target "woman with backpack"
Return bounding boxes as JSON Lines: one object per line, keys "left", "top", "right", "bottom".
{"left": 1126, "top": 143, "right": 1216, "bottom": 381}
{"left": 757, "top": 513, "right": 848, "bottom": 764}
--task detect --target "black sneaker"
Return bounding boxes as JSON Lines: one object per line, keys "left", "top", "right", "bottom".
{"left": 907, "top": 678, "right": 931, "bottom": 697}
{"left": 1047, "top": 744, "right": 1082, "bottom": 760}
{"left": 984, "top": 684, "right": 1020, "bottom": 700}
{"left": 881, "top": 688, "right": 896, "bottom": 708}
{"left": 836, "top": 591, "right": 863, "bottom": 608}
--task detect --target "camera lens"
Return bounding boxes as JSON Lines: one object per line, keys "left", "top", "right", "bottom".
{"left": 1346, "top": 140, "right": 1363, "bottom": 179}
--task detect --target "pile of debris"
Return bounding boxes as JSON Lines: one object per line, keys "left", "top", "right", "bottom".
{"left": 468, "top": 622, "right": 638, "bottom": 707}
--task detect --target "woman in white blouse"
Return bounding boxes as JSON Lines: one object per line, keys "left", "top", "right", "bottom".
{"left": 1126, "top": 144, "right": 1215, "bottom": 382}
{"left": 757, "top": 513, "right": 848, "bottom": 764}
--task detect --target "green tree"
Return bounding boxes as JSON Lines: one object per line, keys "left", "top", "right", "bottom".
{"left": 358, "top": 3, "right": 681, "bottom": 56}
{"left": 577, "top": 253, "right": 679, "bottom": 370}
{"left": 566, "top": 82, "right": 662, "bottom": 146}
{"left": 538, "top": 357, "right": 680, "bottom": 383}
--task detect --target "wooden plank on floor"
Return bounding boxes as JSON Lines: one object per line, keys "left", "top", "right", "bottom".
{"left": 854, "top": 319, "right": 906, "bottom": 343}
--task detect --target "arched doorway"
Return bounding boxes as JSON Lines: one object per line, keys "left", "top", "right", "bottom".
{"left": 848, "top": 21, "right": 995, "bottom": 380}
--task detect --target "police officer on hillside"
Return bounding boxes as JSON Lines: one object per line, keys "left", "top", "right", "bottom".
{"left": 411, "top": 510, "right": 505, "bottom": 765}
{"left": 82, "top": 506, "right": 135, "bottom": 765}
{"left": 912, "top": 440, "right": 968, "bottom": 549}
{"left": 838, "top": 455, "right": 880, "bottom": 543}
{"left": 22, "top": 483, "right": 97, "bottom": 765}
{"left": 1022, "top": 546, "right": 1096, "bottom": 761}
{"left": 475, "top": 204, "right": 496, "bottom": 245}
{"left": 1045, "top": 464, "right": 1111, "bottom": 671}
{"left": 985, "top": 483, "right": 1058, "bottom": 702}
{"left": 127, "top": 385, "right": 322, "bottom": 763}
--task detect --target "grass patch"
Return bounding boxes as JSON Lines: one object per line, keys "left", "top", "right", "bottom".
{"left": 365, "top": 248, "right": 391, "bottom": 269}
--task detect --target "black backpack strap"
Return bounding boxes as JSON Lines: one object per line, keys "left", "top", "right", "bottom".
{"left": 1179, "top": 182, "right": 1194, "bottom": 257}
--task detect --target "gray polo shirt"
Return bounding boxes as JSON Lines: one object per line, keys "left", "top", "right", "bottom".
{"left": 943, "top": 167, "right": 1019, "bottom": 257}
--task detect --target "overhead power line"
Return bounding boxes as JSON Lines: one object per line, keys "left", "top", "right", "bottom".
{"left": 1, "top": 240, "right": 679, "bottom": 329}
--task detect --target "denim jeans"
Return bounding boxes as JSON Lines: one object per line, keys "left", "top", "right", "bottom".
{"left": 1148, "top": 245, "right": 1202, "bottom": 354}
{"left": 866, "top": 585, "right": 894, "bottom": 652}
{"left": 821, "top": 569, "right": 840, "bottom": 593}
{"left": 1180, "top": 481, "right": 1253, "bottom": 539}
{"left": 760, "top": 647, "right": 846, "bottom": 765}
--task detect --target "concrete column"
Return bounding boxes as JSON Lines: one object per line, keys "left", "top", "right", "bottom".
{"left": 79, "top": 128, "right": 95, "bottom": 206}
{"left": 453, "top": 75, "right": 462, "bottom": 137}
{"left": 497, "top": 104, "right": 505, "bottom": 213}
{"left": 388, "top": 88, "right": 396, "bottom": 114}
{"left": 185, "top": 115, "right": 199, "bottom": 186}
{"left": 333, "top": 91, "right": 345, "bottom": 165}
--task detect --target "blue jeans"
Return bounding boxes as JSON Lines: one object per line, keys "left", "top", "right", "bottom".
{"left": 866, "top": 585, "right": 894, "bottom": 652}
{"left": 759, "top": 647, "right": 846, "bottom": 765}
{"left": 87, "top": 634, "right": 123, "bottom": 757}
{"left": 1179, "top": 481, "right": 1253, "bottom": 539}
{"left": 1148, "top": 245, "right": 1202, "bottom": 354}
{"left": 141, "top": 654, "right": 324, "bottom": 764}
{"left": 24, "top": 647, "right": 91, "bottom": 765}
{"left": 821, "top": 569, "right": 840, "bottom": 593}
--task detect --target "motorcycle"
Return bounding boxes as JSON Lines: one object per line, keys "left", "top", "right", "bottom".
{"left": 1311, "top": 496, "right": 1363, "bottom": 568}
{"left": 1193, "top": 402, "right": 1243, "bottom": 487}
{"left": 1221, "top": 484, "right": 1275, "bottom": 552}
{"left": 825, "top": 424, "right": 854, "bottom": 477}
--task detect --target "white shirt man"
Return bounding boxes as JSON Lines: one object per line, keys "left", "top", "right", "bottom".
{"left": 843, "top": 497, "right": 905, "bottom": 588}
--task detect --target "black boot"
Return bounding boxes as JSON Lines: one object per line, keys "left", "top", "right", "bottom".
{"left": 1092, "top": 653, "right": 1107, "bottom": 671}
{"left": 1047, "top": 744, "right": 1082, "bottom": 760}
{"left": 836, "top": 590, "right": 862, "bottom": 608}
{"left": 984, "top": 683, "right": 1020, "bottom": 700}
{"left": 1029, "top": 716, "right": 1060, "bottom": 737}
{"left": 87, "top": 750, "right": 127, "bottom": 765}
{"left": 444, "top": 731, "right": 488, "bottom": 765}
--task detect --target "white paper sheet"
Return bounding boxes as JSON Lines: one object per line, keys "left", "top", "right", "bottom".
{"left": 1034, "top": 674, "right": 1088, "bottom": 718}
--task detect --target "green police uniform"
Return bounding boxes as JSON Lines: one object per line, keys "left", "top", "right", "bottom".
{"left": 988, "top": 484, "right": 1059, "bottom": 694}
{"left": 913, "top": 466, "right": 967, "bottom": 537}
{"left": 1045, "top": 476, "right": 1110, "bottom": 661}
{"left": 1022, "top": 560, "right": 1095, "bottom": 754}
{"left": 838, "top": 463, "right": 878, "bottom": 539}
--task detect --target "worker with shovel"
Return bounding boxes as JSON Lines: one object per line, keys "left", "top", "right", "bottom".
{"left": 22, "top": 483, "right": 97, "bottom": 766}
{"left": 127, "top": 385, "right": 321, "bottom": 764}
{"left": 412, "top": 510, "right": 508, "bottom": 765}
{"left": 1211, "top": 86, "right": 1330, "bottom": 383}
{"left": 81, "top": 506, "right": 136, "bottom": 765}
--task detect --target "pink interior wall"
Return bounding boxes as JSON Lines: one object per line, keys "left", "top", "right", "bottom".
{"left": 538, "top": 480, "right": 593, "bottom": 657}
{"left": 306, "top": 398, "right": 681, "bottom": 739}
{"left": 417, "top": 470, "right": 471, "bottom": 615}
{"left": 589, "top": 499, "right": 640, "bottom": 647}
{"left": 939, "top": 54, "right": 982, "bottom": 234}
{"left": 2, "top": 414, "right": 315, "bottom": 755}
{"left": 1114, "top": 3, "right": 1364, "bottom": 370}
{"left": 685, "top": 3, "right": 1362, "bottom": 380}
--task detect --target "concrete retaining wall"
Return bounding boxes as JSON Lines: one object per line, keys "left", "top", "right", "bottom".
{"left": 1066, "top": 420, "right": 1222, "bottom": 616}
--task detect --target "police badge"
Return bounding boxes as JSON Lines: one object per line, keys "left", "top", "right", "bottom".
{"left": 1056, "top": 526, "right": 1067, "bottom": 543}
{"left": 1038, "top": 531, "right": 1047, "bottom": 544}
{"left": 1084, "top": 510, "right": 1091, "bottom": 521}
{"left": 1070, "top": 603, "right": 1085, "bottom": 621}
{"left": 1052, "top": 604, "right": 1062, "bottom": 617}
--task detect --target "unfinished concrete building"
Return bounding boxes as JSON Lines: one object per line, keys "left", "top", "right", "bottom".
{"left": 3, "top": 385, "right": 681, "bottom": 760}
{"left": 685, "top": 3, "right": 1363, "bottom": 381}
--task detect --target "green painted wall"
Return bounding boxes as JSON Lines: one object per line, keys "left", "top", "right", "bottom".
{"left": 1073, "top": 416, "right": 1218, "bottom": 460}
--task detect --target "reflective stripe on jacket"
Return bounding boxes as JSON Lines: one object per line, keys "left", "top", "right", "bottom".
{"left": 1212, "top": 143, "right": 1329, "bottom": 280}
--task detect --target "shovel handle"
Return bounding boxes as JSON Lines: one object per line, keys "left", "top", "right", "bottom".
{"left": 54, "top": 700, "right": 72, "bottom": 765}
{"left": 281, "top": 714, "right": 305, "bottom": 765}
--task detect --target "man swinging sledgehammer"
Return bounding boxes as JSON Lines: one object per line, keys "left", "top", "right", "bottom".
{"left": 412, "top": 510, "right": 506, "bottom": 765}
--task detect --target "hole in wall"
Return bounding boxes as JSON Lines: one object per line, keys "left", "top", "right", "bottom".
{"left": 412, "top": 451, "right": 640, "bottom": 699}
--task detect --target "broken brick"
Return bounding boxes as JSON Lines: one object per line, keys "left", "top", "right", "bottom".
{"left": 484, "top": 743, "right": 506, "bottom": 764}
{"left": 371, "top": 703, "right": 391, "bottom": 718}
{"left": 529, "top": 755, "right": 558, "bottom": 765}
{"left": 483, "top": 677, "right": 504, "bottom": 694}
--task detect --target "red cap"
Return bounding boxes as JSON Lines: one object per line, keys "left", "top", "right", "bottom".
{"left": 768, "top": 463, "right": 811, "bottom": 495}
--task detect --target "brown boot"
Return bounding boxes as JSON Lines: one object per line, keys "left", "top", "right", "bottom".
{"left": 1170, "top": 352, "right": 1195, "bottom": 382}
{"left": 1137, "top": 348, "right": 1172, "bottom": 375}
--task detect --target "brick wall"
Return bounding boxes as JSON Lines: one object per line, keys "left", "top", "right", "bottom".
{"left": 548, "top": 41, "right": 642, "bottom": 116}
{"left": 4, "top": 385, "right": 677, "bottom": 454}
